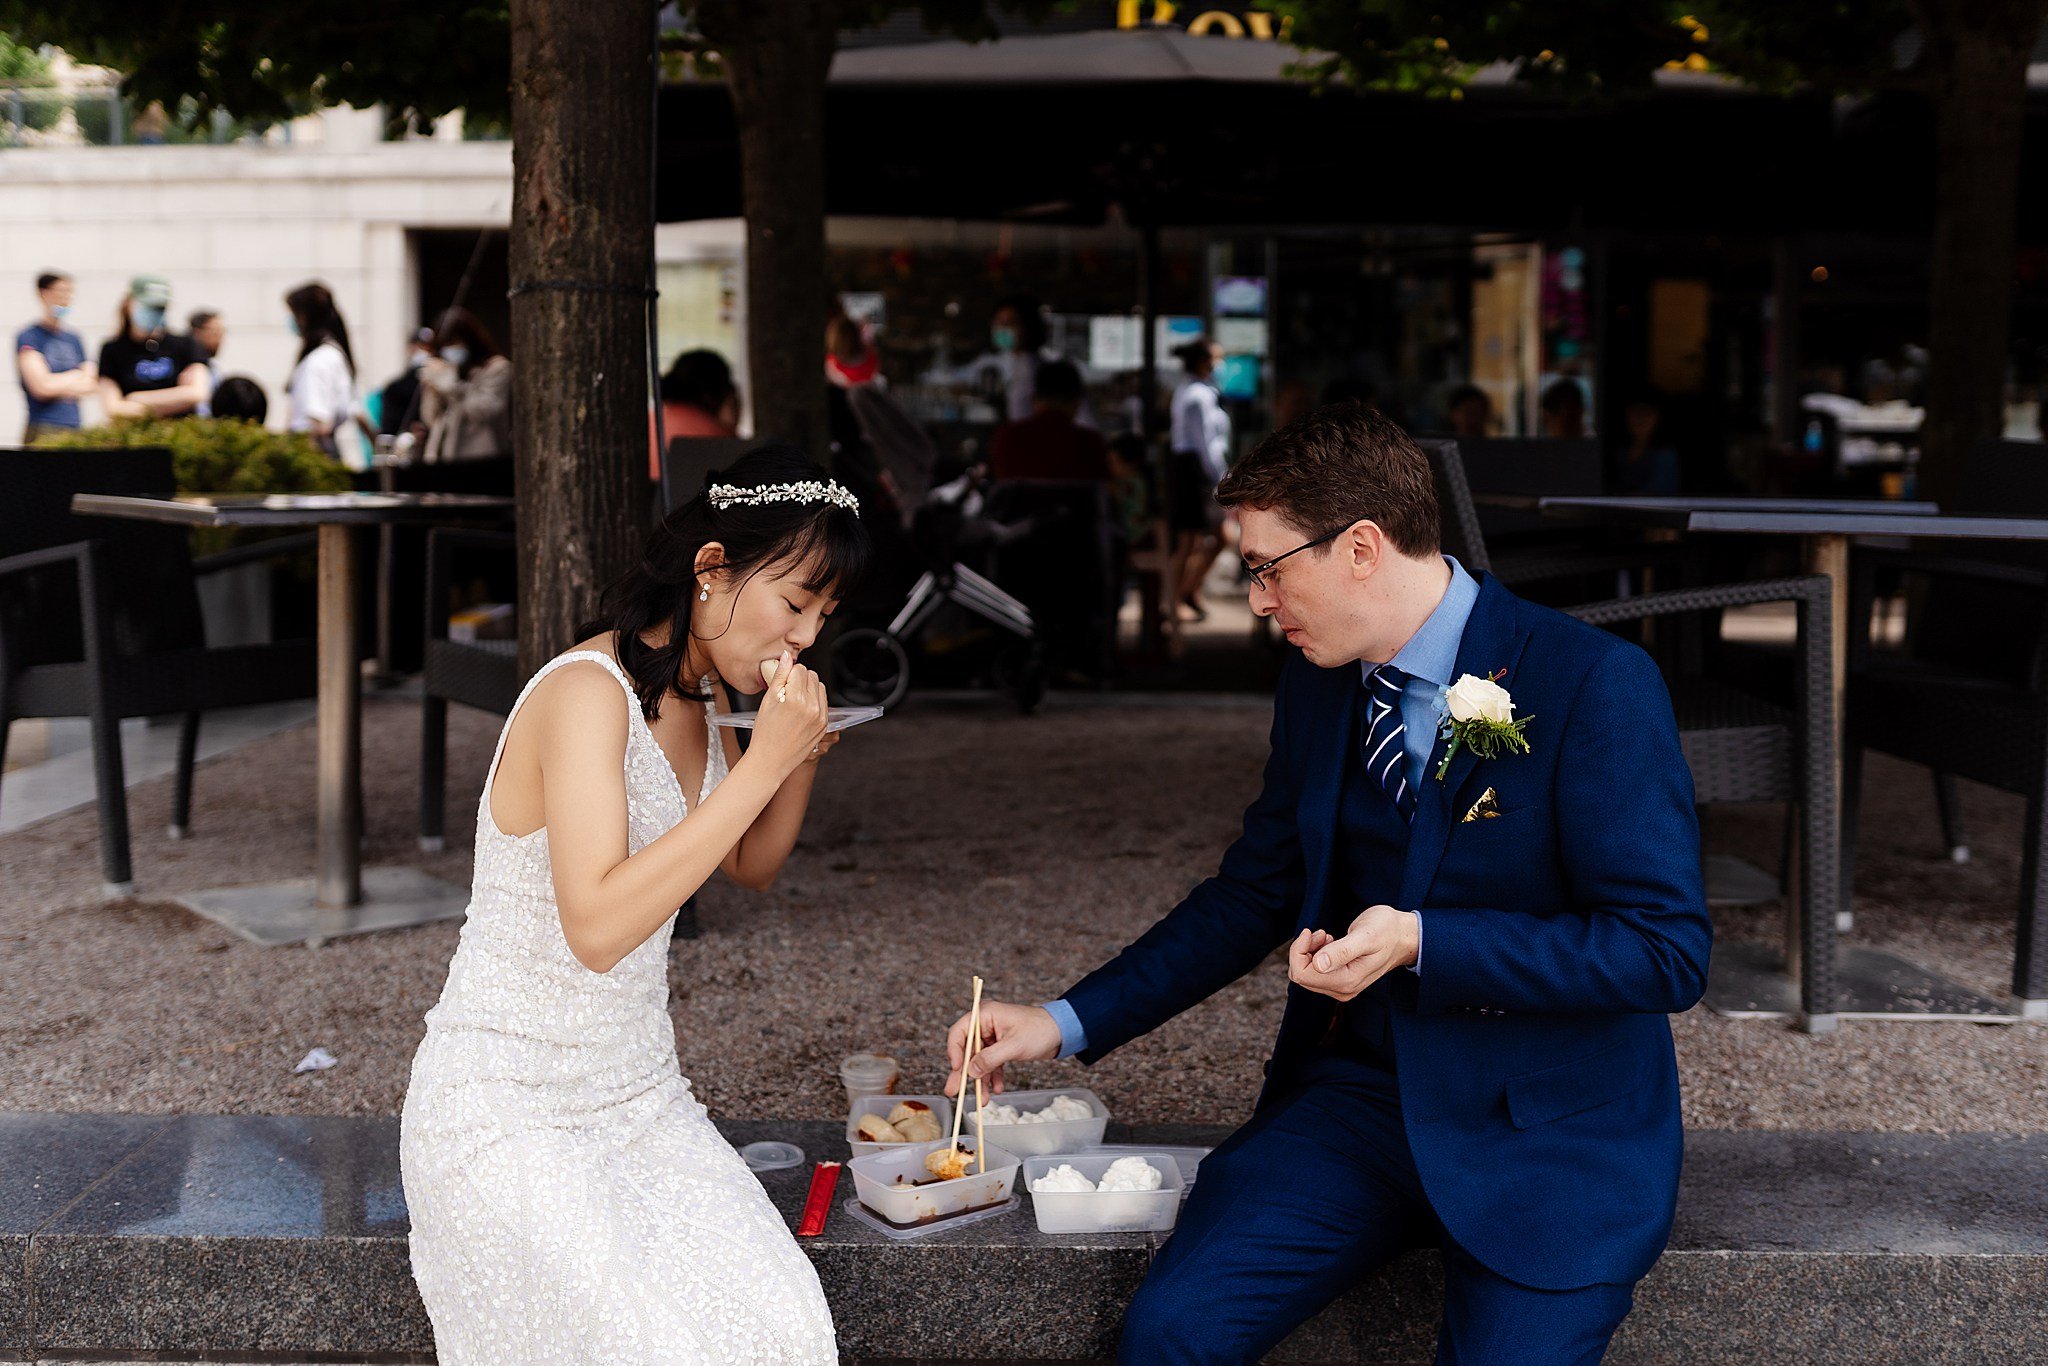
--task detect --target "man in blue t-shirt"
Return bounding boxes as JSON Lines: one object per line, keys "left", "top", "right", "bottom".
{"left": 16, "top": 271, "right": 97, "bottom": 442}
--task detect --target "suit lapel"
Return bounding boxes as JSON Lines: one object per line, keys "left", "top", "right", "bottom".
{"left": 1398, "top": 574, "right": 1533, "bottom": 911}
{"left": 1296, "top": 667, "right": 1353, "bottom": 933}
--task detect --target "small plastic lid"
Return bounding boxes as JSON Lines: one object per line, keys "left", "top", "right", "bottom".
{"left": 739, "top": 1140, "right": 806, "bottom": 1172}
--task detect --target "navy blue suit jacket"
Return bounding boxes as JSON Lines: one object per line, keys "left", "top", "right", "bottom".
{"left": 1062, "top": 573, "right": 1710, "bottom": 1291}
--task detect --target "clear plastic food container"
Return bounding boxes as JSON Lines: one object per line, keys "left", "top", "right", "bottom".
{"left": 845, "top": 1093, "right": 954, "bottom": 1158}
{"left": 847, "top": 1137, "right": 1021, "bottom": 1229}
{"left": 967, "top": 1087, "right": 1110, "bottom": 1157}
{"left": 1022, "top": 1152, "right": 1186, "bottom": 1234}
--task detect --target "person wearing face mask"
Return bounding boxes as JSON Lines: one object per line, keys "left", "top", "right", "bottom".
{"left": 97, "top": 276, "right": 210, "bottom": 422}
{"left": 988, "top": 295, "right": 1053, "bottom": 423}
{"left": 16, "top": 271, "right": 97, "bottom": 442}
{"left": 373, "top": 328, "right": 437, "bottom": 446}
{"left": 420, "top": 307, "right": 513, "bottom": 463}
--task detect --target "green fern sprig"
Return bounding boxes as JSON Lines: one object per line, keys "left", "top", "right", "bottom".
{"left": 1433, "top": 714, "right": 1534, "bottom": 781}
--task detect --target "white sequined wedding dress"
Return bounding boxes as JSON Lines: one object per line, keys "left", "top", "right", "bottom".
{"left": 400, "top": 650, "right": 836, "bottom": 1364}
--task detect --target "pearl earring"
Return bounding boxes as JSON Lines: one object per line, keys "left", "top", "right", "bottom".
{"left": 698, "top": 582, "right": 710, "bottom": 602}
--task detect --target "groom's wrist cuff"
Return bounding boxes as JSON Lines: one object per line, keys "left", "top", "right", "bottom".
{"left": 1041, "top": 998, "right": 1088, "bottom": 1059}
{"left": 1409, "top": 909, "right": 1423, "bottom": 975}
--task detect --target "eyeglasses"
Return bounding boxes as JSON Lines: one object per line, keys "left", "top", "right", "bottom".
{"left": 1242, "top": 527, "right": 1345, "bottom": 591}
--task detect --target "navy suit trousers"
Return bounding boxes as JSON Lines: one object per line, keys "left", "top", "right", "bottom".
{"left": 1118, "top": 1053, "right": 1636, "bottom": 1364}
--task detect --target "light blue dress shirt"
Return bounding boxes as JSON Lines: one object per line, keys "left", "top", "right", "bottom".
{"left": 1376, "top": 555, "right": 1481, "bottom": 795}
{"left": 1044, "top": 558, "right": 1481, "bottom": 1060}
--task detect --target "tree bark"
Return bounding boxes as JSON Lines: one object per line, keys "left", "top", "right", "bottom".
{"left": 508, "top": 0, "right": 655, "bottom": 675}
{"left": 697, "top": 1, "right": 839, "bottom": 464}
{"left": 1912, "top": 0, "right": 2044, "bottom": 508}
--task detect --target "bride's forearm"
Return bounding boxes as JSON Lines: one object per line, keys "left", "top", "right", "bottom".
{"left": 560, "top": 759, "right": 787, "bottom": 970}
{"left": 728, "top": 762, "right": 818, "bottom": 889}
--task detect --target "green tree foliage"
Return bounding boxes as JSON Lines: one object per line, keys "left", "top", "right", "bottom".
{"left": 0, "top": 0, "right": 514, "bottom": 131}
{"left": 0, "top": 29, "right": 51, "bottom": 83}
{"left": 1266, "top": 0, "right": 1911, "bottom": 98}
{"left": 0, "top": 2, "right": 1050, "bottom": 135}
{"left": 0, "top": 30, "right": 59, "bottom": 136}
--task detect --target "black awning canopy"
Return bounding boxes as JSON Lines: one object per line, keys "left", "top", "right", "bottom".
{"left": 656, "top": 26, "right": 2045, "bottom": 238}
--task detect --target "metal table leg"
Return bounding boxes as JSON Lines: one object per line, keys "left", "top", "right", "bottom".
{"left": 172, "top": 517, "right": 469, "bottom": 947}
{"left": 316, "top": 524, "right": 363, "bottom": 909}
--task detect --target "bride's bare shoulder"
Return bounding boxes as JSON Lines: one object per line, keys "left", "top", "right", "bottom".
{"left": 524, "top": 653, "right": 632, "bottom": 735}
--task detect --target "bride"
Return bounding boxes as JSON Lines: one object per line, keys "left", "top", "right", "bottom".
{"left": 400, "top": 441, "right": 868, "bottom": 1363}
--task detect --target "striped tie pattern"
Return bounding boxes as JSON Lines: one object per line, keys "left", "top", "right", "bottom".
{"left": 1361, "top": 664, "right": 1417, "bottom": 823}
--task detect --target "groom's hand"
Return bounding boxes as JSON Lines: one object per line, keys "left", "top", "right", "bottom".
{"left": 1287, "top": 905, "right": 1420, "bottom": 1003}
{"left": 943, "top": 999, "right": 1062, "bottom": 1098}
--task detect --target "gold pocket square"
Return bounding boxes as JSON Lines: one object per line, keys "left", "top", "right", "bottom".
{"left": 1460, "top": 788, "right": 1502, "bottom": 824}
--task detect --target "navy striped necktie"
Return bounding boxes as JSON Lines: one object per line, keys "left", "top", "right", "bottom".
{"left": 1361, "top": 664, "right": 1417, "bottom": 823}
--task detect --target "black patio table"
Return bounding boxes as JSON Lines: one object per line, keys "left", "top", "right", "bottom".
{"left": 1535, "top": 496, "right": 2047, "bottom": 1025}
{"left": 71, "top": 491, "right": 513, "bottom": 946}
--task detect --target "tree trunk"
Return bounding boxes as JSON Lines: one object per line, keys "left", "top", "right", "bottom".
{"left": 699, "top": 1, "right": 838, "bottom": 464}
{"left": 508, "top": 0, "right": 654, "bottom": 676}
{"left": 1913, "top": 0, "right": 2043, "bottom": 508}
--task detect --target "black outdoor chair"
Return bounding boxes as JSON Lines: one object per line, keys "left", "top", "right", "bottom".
{"left": 1419, "top": 437, "right": 1688, "bottom": 599}
{"left": 0, "top": 447, "right": 317, "bottom": 893}
{"left": 659, "top": 436, "right": 756, "bottom": 519}
{"left": 1425, "top": 438, "right": 1840, "bottom": 1024}
{"left": 417, "top": 527, "right": 522, "bottom": 856}
{"left": 359, "top": 454, "right": 515, "bottom": 675}
{"left": 1843, "top": 438, "right": 2048, "bottom": 1011}
{"left": 1455, "top": 436, "right": 1605, "bottom": 542}
{"left": 1571, "top": 575, "right": 1840, "bottom": 1028}
{"left": 985, "top": 478, "right": 1120, "bottom": 682}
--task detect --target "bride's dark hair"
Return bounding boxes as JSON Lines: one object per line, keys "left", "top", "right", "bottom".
{"left": 583, "top": 441, "right": 871, "bottom": 720}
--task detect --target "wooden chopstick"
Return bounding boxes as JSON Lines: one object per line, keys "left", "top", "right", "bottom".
{"left": 970, "top": 974, "right": 987, "bottom": 1173}
{"left": 947, "top": 977, "right": 980, "bottom": 1159}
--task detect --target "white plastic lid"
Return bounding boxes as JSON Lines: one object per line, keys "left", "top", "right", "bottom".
{"left": 739, "top": 1140, "right": 806, "bottom": 1172}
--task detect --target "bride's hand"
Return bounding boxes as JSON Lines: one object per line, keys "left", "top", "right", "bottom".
{"left": 750, "top": 651, "right": 828, "bottom": 775}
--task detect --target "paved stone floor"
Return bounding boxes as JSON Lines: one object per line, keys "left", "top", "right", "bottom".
{"left": 0, "top": 679, "right": 2042, "bottom": 1132}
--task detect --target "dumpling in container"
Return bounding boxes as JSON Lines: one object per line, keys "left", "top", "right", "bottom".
{"left": 888, "top": 1101, "right": 942, "bottom": 1143}
{"left": 856, "top": 1114, "right": 906, "bottom": 1144}
{"left": 925, "top": 1146, "right": 971, "bottom": 1181}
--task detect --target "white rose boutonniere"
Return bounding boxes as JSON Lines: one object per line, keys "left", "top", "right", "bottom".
{"left": 1434, "top": 669, "right": 1532, "bottom": 781}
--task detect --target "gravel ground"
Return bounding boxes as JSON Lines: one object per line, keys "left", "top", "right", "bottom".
{"left": 0, "top": 691, "right": 2041, "bottom": 1132}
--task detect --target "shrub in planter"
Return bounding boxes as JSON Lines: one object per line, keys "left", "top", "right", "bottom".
{"left": 37, "top": 416, "right": 348, "bottom": 495}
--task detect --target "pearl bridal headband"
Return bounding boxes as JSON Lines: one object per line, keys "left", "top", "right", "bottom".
{"left": 706, "top": 480, "right": 861, "bottom": 517}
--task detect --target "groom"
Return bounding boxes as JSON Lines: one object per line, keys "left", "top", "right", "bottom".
{"left": 951, "top": 405, "right": 1710, "bottom": 1363}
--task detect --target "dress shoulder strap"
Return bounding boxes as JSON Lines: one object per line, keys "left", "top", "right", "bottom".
{"left": 481, "top": 649, "right": 642, "bottom": 799}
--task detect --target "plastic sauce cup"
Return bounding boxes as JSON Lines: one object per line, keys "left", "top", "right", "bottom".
{"left": 839, "top": 1052, "right": 900, "bottom": 1104}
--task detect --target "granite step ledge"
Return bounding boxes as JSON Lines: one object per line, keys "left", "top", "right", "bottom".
{"left": 2, "top": 1114, "right": 2043, "bottom": 1363}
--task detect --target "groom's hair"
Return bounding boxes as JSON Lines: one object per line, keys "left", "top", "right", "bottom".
{"left": 1216, "top": 402, "right": 1440, "bottom": 557}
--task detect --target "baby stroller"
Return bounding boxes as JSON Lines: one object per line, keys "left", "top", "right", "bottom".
{"left": 826, "top": 384, "right": 1046, "bottom": 713}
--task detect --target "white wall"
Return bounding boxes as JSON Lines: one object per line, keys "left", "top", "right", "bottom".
{"left": 1, "top": 121, "right": 514, "bottom": 444}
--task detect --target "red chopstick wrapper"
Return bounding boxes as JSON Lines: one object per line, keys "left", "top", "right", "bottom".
{"left": 798, "top": 1161, "right": 840, "bottom": 1237}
